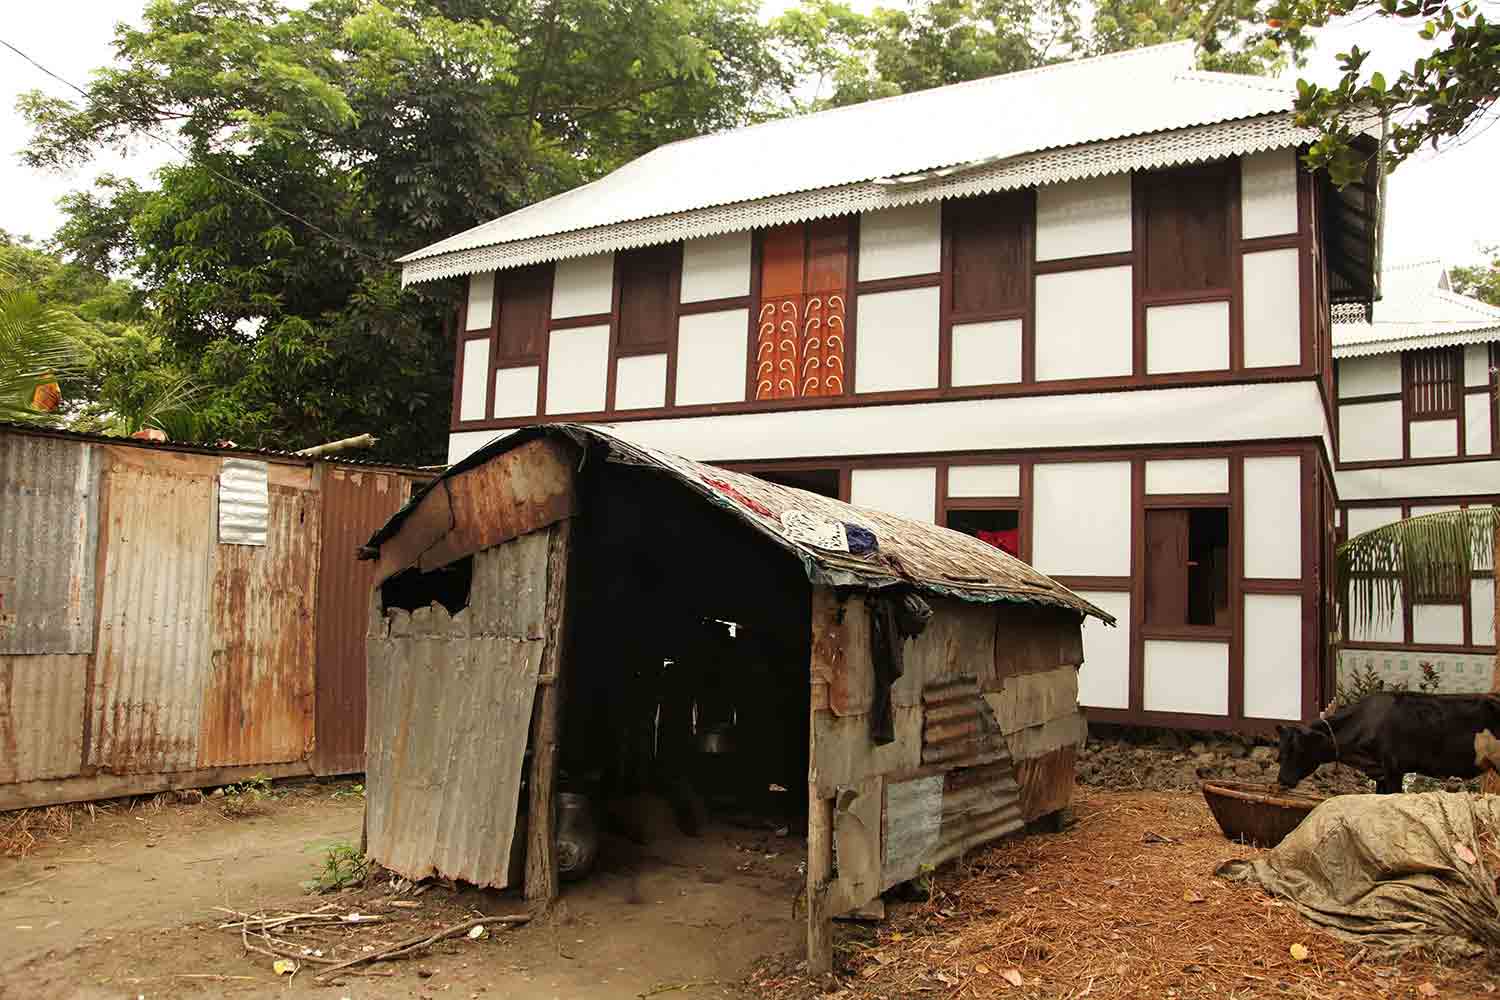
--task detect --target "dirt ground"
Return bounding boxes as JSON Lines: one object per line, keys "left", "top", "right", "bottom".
{"left": 3, "top": 781, "right": 1499, "bottom": 1000}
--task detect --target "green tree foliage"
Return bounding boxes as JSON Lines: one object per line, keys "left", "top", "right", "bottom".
{"left": 20, "top": 0, "right": 786, "bottom": 463}
{"left": 771, "top": 0, "right": 1298, "bottom": 110}
{"left": 1269, "top": 0, "right": 1499, "bottom": 185}
{"left": 1450, "top": 247, "right": 1500, "bottom": 307}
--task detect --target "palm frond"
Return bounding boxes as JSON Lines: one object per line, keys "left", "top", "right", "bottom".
{"left": 0, "top": 288, "right": 89, "bottom": 424}
{"left": 1337, "top": 506, "right": 1499, "bottom": 636}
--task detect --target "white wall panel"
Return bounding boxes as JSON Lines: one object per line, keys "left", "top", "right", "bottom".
{"left": 551, "top": 253, "right": 614, "bottom": 318}
{"left": 1413, "top": 603, "right": 1464, "bottom": 645}
{"left": 858, "top": 203, "right": 941, "bottom": 280}
{"left": 1076, "top": 590, "right": 1131, "bottom": 709}
{"left": 680, "top": 232, "right": 751, "bottom": 303}
{"left": 675, "top": 309, "right": 748, "bottom": 406}
{"left": 1338, "top": 400, "right": 1402, "bottom": 462}
{"left": 465, "top": 272, "right": 495, "bottom": 331}
{"left": 1409, "top": 504, "right": 1460, "bottom": 518}
{"left": 849, "top": 467, "right": 937, "bottom": 523}
{"left": 1339, "top": 459, "right": 1500, "bottom": 501}
{"left": 951, "top": 319, "right": 1022, "bottom": 386}
{"left": 1466, "top": 394, "right": 1493, "bottom": 455}
{"left": 1337, "top": 354, "right": 1402, "bottom": 397}
{"left": 1035, "top": 174, "right": 1132, "bottom": 261}
{"left": 1243, "top": 455, "right": 1301, "bottom": 579}
{"left": 1473, "top": 579, "right": 1496, "bottom": 646}
{"left": 1243, "top": 594, "right": 1303, "bottom": 720}
{"left": 1032, "top": 462, "right": 1131, "bottom": 576}
{"left": 947, "top": 464, "right": 1020, "bottom": 498}
{"left": 1146, "top": 301, "right": 1230, "bottom": 374}
{"left": 1242, "top": 249, "right": 1301, "bottom": 368}
{"left": 1143, "top": 640, "right": 1229, "bottom": 715}
{"left": 1240, "top": 149, "right": 1300, "bottom": 239}
{"left": 1035, "top": 267, "right": 1133, "bottom": 381}
{"left": 1145, "top": 458, "right": 1229, "bottom": 495}
{"left": 595, "top": 380, "right": 1328, "bottom": 464}
{"left": 447, "top": 429, "right": 507, "bottom": 465}
{"left": 1345, "top": 506, "right": 1402, "bottom": 538}
{"left": 1348, "top": 581, "right": 1405, "bottom": 643}
{"left": 1409, "top": 418, "right": 1458, "bottom": 459}
{"left": 854, "top": 286, "right": 940, "bottom": 392}
{"left": 615, "top": 353, "right": 667, "bottom": 410}
{"left": 544, "top": 326, "right": 609, "bottom": 413}
{"left": 1465, "top": 344, "right": 1492, "bottom": 387}
{"left": 492, "top": 365, "right": 539, "bottom": 419}
{"left": 458, "top": 339, "right": 492, "bottom": 422}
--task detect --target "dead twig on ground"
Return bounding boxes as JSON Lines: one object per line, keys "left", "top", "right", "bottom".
{"left": 0, "top": 872, "right": 56, "bottom": 895}
{"left": 313, "top": 913, "right": 531, "bottom": 982}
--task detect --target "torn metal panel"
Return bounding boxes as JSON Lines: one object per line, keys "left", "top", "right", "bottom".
{"left": 1015, "top": 745, "right": 1079, "bottom": 822}
{"left": 1004, "top": 712, "right": 1088, "bottom": 763}
{"left": 0, "top": 654, "right": 87, "bottom": 783}
{"left": 993, "top": 605, "right": 1085, "bottom": 683}
{"left": 881, "top": 774, "right": 945, "bottom": 888}
{"left": 905, "top": 599, "right": 999, "bottom": 688}
{"left": 930, "top": 759, "right": 1023, "bottom": 870}
{"left": 983, "top": 666, "right": 1081, "bottom": 736}
{"left": 90, "top": 447, "right": 217, "bottom": 774}
{"left": 921, "top": 678, "right": 1008, "bottom": 767}
{"left": 314, "top": 467, "right": 410, "bottom": 775}
{"left": 364, "top": 531, "right": 554, "bottom": 888}
{"left": 810, "top": 705, "right": 922, "bottom": 797}
{"left": 372, "top": 437, "right": 577, "bottom": 584}
{"left": 831, "top": 776, "right": 883, "bottom": 914}
{"left": 218, "top": 459, "right": 269, "bottom": 546}
{"left": 810, "top": 589, "right": 873, "bottom": 717}
{"left": 199, "top": 483, "right": 320, "bottom": 767}
{"left": 0, "top": 432, "right": 99, "bottom": 654}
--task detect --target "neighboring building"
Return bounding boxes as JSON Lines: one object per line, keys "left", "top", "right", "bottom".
{"left": 1333, "top": 261, "right": 1499, "bottom": 693}
{"left": 399, "top": 42, "right": 1384, "bottom": 732}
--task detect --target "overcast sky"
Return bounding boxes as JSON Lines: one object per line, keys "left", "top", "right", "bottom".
{"left": 2, "top": 1, "right": 1497, "bottom": 267}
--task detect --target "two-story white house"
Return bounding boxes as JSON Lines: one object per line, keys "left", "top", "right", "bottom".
{"left": 400, "top": 42, "right": 1385, "bottom": 733}
{"left": 1333, "top": 261, "right": 1499, "bottom": 693}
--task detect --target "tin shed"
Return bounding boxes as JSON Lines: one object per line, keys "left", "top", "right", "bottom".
{"left": 359, "top": 424, "right": 1114, "bottom": 970}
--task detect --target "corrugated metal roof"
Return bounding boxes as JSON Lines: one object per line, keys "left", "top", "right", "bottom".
{"left": 366, "top": 424, "right": 1115, "bottom": 625}
{"left": 400, "top": 43, "right": 1295, "bottom": 267}
{"left": 0, "top": 434, "right": 99, "bottom": 655}
{"left": 1334, "top": 260, "right": 1500, "bottom": 358}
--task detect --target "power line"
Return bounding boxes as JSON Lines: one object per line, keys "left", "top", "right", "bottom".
{"left": 0, "top": 36, "right": 390, "bottom": 266}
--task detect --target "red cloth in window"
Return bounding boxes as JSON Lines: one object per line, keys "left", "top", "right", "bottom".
{"left": 977, "top": 529, "right": 1019, "bottom": 557}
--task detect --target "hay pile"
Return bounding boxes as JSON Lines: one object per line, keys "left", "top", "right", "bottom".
{"left": 753, "top": 789, "right": 1495, "bottom": 999}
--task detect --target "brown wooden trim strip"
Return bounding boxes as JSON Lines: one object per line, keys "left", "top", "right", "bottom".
{"left": 677, "top": 295, "right": 750, "bottom": 316}
{"left": 1229, "top": 159, "right": 1245, "bottom": 373}
{"left": 1141, "top": 492, "right": 1232, "bottom": 507}
{"left": 1128, "top": 458, "right": 1145, "bottom": 713}
{"left": 549, "top": 312, "right": 612, "bottom": 330}
{"left": 944, "top": 497, "right": 1023, "bottom": 510}
{"left": 1336, "top": 454, "right": 1500, "bottom": 471}
{"left": 938, "top": 208, "right": 954, "bottom": 389}
{"left": 1140, "top": 624, "right": 1232, "bottom": 642}
{"left": 1338, "top": 390, "right": 1402, "bottom": 404}
{"left": 1049, "top": 575, "right": 1133, "bottom": 591}
{"left": 1018, "top": 459, "right": 1034, "bottom": 564}
{"left": 1033, "top": 251, "right": 1133, "bottom": 275}
{"left": 854, "top": 272, "right": 942, "bottom": 295}
{"left": 1228, "top": 453, "right": 1245, "bottom": 720}
{"left": 1140, "top": 289, "right": 1233, "bottom": 307}
{"left": 1085, "top": 706, "right": 1280, "bottom": 737}
{"left": 1240, "top": 578, "right": 1304, "bottom": 594}
{"left": 1240, "top": 233, "right": 1301, "bottom": 252}
{"left": 604, "top": 252, "right": 624, "bottom": 412}
{"left": 482, "top": 271, "right": 501, "bottom": 421}
{"left": 1131, "top": 172, "right": 1146, "bottom": 379}
{"left": 1341, "top": 641, "right": 1498, "bottom": 655}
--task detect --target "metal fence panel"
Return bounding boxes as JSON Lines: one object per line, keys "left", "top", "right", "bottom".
{"left": 0, "top": 654, "right": 88, "bottom": 783}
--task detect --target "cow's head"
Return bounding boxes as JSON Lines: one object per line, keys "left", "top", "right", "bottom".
{"left": 1275, "top": 725, "right": 1325, "bottom": 789}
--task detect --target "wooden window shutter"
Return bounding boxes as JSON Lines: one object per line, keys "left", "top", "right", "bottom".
{"left": 1142, "top": 162, "right": 1233, "bottom": 295}
{"left": 754, "top": 220, "right": 849, "bottom": 400}
{"left": 617, "top": 244, "right": 679, "bottom": 354}
{"left": 495, "top": 263, "right": 551, "bottom": 362}
{"left": 1404, "top": 347, "right": 1461, "bottom": 420}
{"left": 1143, "top": 509, "right": 1191, "bottom": 627}
{"left": 948, "top": 191, "right": 1030, "bottom": 317}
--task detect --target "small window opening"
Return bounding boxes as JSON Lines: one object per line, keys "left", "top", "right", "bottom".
{"left": 755, "top": 467, "right": 841, "bottom": 498}
{"left": 1145, "top": 508, "right": 1229, "bottom": 628}
{"left": 947, "top": 508, "right": 1021, "bottom": 558}
{"left": 380, "top": 555, "right": 473, "bottom": 616}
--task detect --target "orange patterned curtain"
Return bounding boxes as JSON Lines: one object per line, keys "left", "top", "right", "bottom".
{"left": 754, "top": 220, "right": 847, "bottom": 401}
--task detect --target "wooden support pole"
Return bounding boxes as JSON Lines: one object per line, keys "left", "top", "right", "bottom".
{"left": 526, "top": 519, "right": 573, "bottom": 902}
{"left": 807, "top": 789, "right": 834, "bottom": 974}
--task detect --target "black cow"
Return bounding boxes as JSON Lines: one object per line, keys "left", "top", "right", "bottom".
{"left": 1277, "top": 692, "right": 1500, "bottom": 794}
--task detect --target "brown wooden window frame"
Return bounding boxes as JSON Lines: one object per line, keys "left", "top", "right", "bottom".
{"left": 1138, "top": 160, "right": 1236, "bottom": 301}
{"left": 939, "top": 191, "right": 1035, "bottom": 386}
{"left": 748, "top": 218, "right": 855, "bottom": 403}
{"left": 1140, "top": 499, "right": 1233, "bottom": 639}
{"left": 1403, "top": 346, "right": 1463, "bottom": 421}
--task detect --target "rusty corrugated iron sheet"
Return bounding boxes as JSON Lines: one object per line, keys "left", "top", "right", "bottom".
{"left": 0, "top": 432, "right": 100, "bottom": 654}
{"left": 0, "top": 654, "right": 88, "bottom": 783}
{"left": 89, "top": 447, "right": 217, "bottom": 774}
{"left": 364, "top": 425, "right": 1113, "bottom": 625}
{"left": 313, "top": 468, "right": 409, "bottom": 775}
{"left": 365, "top": 532, "right": 553, "bottom": 886}
{"left": 198, "top": 478, "right": 320, "bottom": 767}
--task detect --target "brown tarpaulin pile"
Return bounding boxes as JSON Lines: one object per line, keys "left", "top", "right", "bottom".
{"left": 1218, "top": 791, "right": 1500, "bottom": 958}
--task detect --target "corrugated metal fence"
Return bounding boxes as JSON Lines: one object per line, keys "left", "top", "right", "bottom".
{"left": 0, "top": 426, "right": 429, "bottom": 810}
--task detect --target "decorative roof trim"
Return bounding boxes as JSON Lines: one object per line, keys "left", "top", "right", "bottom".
{"left": 1333, "top": 325, "right": 1500, "bottom": 358}
{"left": 402, "top": 113, "right": 1314, "bottom": 286}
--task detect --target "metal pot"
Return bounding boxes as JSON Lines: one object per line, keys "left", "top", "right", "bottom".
{"left": 696, "top": 726, "right": 737, "bottom": 755}
{"left": 556, "top": 791, "right": 599, "bottom": 881}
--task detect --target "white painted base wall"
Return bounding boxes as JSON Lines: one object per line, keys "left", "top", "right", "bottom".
{"left": 1077, "top": 591, "right": 1131, "bottom": 710}
{"left": 1143, "top": 640, "right": 1229, "bottom": 715}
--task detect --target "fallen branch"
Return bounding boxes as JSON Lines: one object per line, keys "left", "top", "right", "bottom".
{"left": 314, "top": 913, "right": 530, "bottom": 982}
{"left": 0, "top": 873, "right": 56, "bottom": 895}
